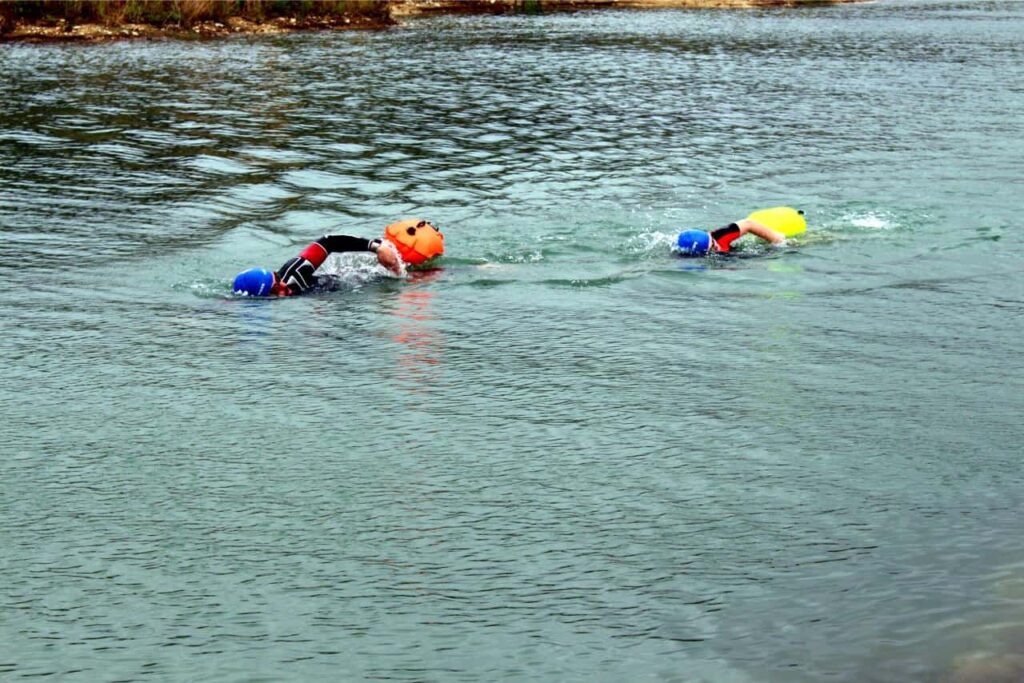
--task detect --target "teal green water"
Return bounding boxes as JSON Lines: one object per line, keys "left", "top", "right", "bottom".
{"left": 2, "top": 2, "right": 1024, "bottom": 681}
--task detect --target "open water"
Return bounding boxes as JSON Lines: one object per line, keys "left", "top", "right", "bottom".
{"left": 2, "top": 1, "right": 1023, "bottom": 681}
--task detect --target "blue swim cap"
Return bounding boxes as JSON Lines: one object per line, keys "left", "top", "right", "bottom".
{"left": 676, "top": 230, "right": 712, "bottom": 256}
{"left": 232, "top": 268, "right": 275, "bottom": 297}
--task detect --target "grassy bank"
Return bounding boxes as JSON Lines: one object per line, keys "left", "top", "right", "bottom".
{"left": 0, "top": 0, "right": 863, "bottom": 42}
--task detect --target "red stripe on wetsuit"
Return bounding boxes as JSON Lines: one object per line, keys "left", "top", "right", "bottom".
{"left": 274, "top": 235, "right": 376, "bottom": 296}
{"left": 298, "top": 241, "right": 330, "bottom": 269}
{"left": 710, "top": 223, "right": 742, "bottom": 252}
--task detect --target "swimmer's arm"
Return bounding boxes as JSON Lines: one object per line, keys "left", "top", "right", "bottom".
{"left": 736, "top": 219, "right": 785, "bottom": 244}
{"left": 316, "top": 234, "right": 401, "bottom": 274}
{"left": 318, "top": 234, "right": 377, "bottom": 254}
{"left": 295, "top": 234, "right": 375, "bottom": 270}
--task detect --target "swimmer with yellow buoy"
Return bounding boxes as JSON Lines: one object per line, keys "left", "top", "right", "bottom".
{"left": 675, "top": 206, "right": 806, "bottom": 256}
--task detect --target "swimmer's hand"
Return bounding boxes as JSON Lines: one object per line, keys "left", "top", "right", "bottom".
{"left": 375, "top": 240, "right": 402, "bottom": 274}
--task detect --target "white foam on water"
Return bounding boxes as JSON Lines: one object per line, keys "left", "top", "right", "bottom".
{"left": 484, "top": 250, "right": 545, "bottom": 264}
{"left": 849, "top": 213, "right": 893, "bottom": 230}
{"left": 630, "top": 231, "right": 678, "bottom": 254}
{"left": 320, "top": 252, "right": 407, "bottom": 282}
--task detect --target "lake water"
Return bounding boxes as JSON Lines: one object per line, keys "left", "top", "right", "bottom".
{"left": 2, "top": 1, "right": 1023, "bottom": 681}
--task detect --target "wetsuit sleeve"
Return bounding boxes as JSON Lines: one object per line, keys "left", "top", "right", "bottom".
{"left": 275, "top": 234, "right": 380, "bottom": 296}
{"left": 710, "top": 223, "right": 742, "bottom": 252}
{"left": 298, "top": 235, "right": 376, "bottom": 269}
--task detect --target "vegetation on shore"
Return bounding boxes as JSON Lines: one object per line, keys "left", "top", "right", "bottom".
{"left": 0, "top": 1, "right": 393, "bottom": 40}
{"left": 0, "top": 0, "right": 863, "bottom": 42}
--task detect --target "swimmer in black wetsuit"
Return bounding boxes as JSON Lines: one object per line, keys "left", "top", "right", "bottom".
{"left": 232, "top": 234, "right": 401, "bottom": 297}
{"left": 676, "top": 219, "right": 785, "bottom": 256}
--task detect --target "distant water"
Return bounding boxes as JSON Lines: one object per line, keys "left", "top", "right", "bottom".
{"left": 2, "top": 2, "right": 1023, "bottom": 681}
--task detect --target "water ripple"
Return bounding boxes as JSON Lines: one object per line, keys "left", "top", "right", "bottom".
{"left": 3, "top": 4, "right": 1024, "bottom": 682}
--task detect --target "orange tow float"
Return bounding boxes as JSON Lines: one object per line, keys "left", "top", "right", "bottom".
{"left": 383, "top": 219, "right": 445, "bottom": 266}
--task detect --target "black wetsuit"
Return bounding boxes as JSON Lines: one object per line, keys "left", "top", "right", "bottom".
{"left": 275, "top": 234, "right": 382, "bottom": 296}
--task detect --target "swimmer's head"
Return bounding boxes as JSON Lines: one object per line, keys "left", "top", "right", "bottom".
{"left": 384, "top": 218, "right": 444, "bottom": 266}
{"left": 232, "top": 268, "right": 275, "bottom": 297}
{"left": 676, "top": 230, "right": 713, "bottom": 256}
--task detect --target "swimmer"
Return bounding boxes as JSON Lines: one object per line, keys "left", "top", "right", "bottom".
{"left": 675, "top": 218, "right": 785, "bottom": 257}
{"left": 233, "top": 230, "right": 406, "bottom": 297}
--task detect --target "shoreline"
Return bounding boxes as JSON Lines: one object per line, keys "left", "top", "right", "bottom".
{"left": 0, "top": 15, "right": 389, "bottom": 44}
{"left": 1, "top": 0, "right": 866, "bottom": 44}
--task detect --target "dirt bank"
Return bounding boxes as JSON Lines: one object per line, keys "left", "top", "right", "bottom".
{"left": 0, "top": 0, "right": 866, "bottom": 44}
{"left": 0, "top": 15, "right": 388, "bottom": 43}
{"left": 391, "top": 0, "right": 860, "bottom": 15}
